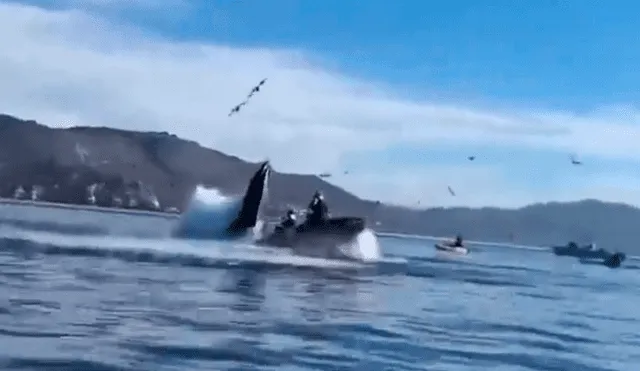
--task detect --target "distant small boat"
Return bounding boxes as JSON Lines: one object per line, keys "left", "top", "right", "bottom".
{"left": 435, "top": 243, "right": 469, "bottom": 255}
{"left": 552, "top": 242, "right": 606, "bottom": 259}
{"left": 552, "top": 242, "right": 626, "bottom": 268}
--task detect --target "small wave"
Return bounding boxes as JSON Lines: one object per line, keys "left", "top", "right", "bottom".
{"left": 3, "top": 358, "right": 133, "bottom": 371}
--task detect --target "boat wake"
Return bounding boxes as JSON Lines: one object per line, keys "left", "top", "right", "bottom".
{"left": 0, "top": 226, "right": 407, "bottom": 273}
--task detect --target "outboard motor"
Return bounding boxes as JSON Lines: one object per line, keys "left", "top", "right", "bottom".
{"left": 604, "top": 252, "right": 626, "bottom": 268}
{"left": 604, "top": 252, "right": 627, "bottom": 268}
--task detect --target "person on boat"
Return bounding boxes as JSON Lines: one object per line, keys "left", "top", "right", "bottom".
{"left": 279, "top": 208, "right": 298, "bottom": 230}
{"left": 306, "top": 190, "right": 329, "bottom": 226}
{"left": 447, "top": 234, "right": 464, "bottom": 247}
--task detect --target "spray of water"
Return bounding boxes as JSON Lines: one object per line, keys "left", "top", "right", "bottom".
{"left": 172, "top": 186, "right": 384, "bottom": 263}
{"left": 173, "top": 186, "right": 244, "bottom": 240}
{"left": 337, "top": 228, "right": 382, "bottom": 262}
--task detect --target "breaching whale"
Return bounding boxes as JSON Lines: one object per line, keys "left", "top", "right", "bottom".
{"left": 226, "top": 161, "right": 271, "bottom": 237}
{"left": 173, "top": 161, "right": 271, "bottom": 240}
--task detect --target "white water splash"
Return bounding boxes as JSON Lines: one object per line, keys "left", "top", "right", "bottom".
{"left": 338, "top": 228, "right": 382, "bottom": 262}
{"left": 172, "top": 186, "right": 244, "bottom": 240}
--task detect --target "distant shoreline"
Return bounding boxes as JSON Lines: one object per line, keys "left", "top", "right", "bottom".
{"left": 0, "top": 198, "right": 550, "bottom": 250}
{"left": 0, "top": 198, "right": 179, "bottom": 219}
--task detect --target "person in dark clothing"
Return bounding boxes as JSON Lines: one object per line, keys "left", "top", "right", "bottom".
{"left": 447, "top": 234, "right": 464, "bottom": 247}
{"left": 279, "top": 209, "right": 297, "bottom": 229}
{"left": 306, "top": 190, "right": 329, "bottom": 226}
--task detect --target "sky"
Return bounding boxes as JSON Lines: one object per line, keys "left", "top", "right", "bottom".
{"left": 1, "top": 0, "right": 640, "bottom": 208}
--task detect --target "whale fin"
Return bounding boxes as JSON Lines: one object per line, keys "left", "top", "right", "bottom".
{"left": 226, "top": 161, "right": 271, "bottom": 235}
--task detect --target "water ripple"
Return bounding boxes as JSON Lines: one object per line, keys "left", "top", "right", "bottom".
{"left": 0, "top": 232, "right": 638, "bottom": 370}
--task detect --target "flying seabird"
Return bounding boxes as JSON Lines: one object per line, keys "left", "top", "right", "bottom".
{"left": 447, "top": 186, "right": 456, "bottom": 196}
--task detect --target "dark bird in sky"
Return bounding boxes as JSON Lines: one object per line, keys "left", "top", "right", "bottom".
{"left": 570, "top": 154, "right": 582, "bottom": 165}
{"left": 247, "top": 78, "right": 268, "bottom": 99}
{"left": 447, "top": 186, "right": 456, "bottom": 196}
{"left": 228, "top": 101, "right": 247, "bottom": 117}
{"left": 468, "top": 156, "right": 475, "bottom": 161}
{"left": 228, "top": 79, "right": 268, "bottom": 117}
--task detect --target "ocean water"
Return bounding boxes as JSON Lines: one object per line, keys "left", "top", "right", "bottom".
{"left": 0, "top": 213, "right": 639, "bottom": 370}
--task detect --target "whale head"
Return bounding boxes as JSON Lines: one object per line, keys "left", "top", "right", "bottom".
{"left": 225, "top": 161, "right": 271, "bottom": 236}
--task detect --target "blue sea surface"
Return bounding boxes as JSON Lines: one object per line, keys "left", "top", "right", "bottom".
{"left": 0, "top": 211, "right": 638, "bottom": 370}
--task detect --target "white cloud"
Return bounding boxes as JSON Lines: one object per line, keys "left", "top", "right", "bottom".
{"left": 0, "top": 2, "right": 639, "bottom": 207}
